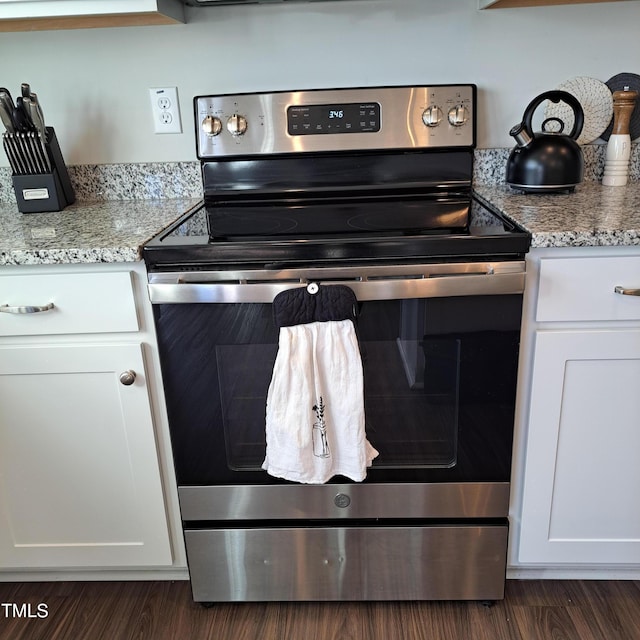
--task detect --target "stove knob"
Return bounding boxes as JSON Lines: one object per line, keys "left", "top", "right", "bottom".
{"left": 421, "top": 105, "right": 443, "bottom": 127}
{"left": 202, "top": 115, "right": 222, "bottom": 137}
{"left": 227, "top": 114, "right": 248, "bottom": 136}
{"left": 448, "top": 104, "right": 469, "bottom": 127}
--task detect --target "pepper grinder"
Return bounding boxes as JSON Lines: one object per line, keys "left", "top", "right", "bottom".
{"left": 602, "top": 87, "right": 638, "bottom": 186}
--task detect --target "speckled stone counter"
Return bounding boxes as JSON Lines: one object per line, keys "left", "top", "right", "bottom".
{"left": 0, "top": 160, "right": 203, "bottom": 265}
{"left": 2, "top": 153, "right": 640, "bottom": 266}
{"left": 474, "top": 182, "right": 640, "bottom": 249}
{"left": 0, "top": 198, "right": 201, "bottom": 265}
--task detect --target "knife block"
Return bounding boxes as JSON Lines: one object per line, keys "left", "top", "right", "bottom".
{"left": 11, "top": 127, "right": 75, "bottom": 213}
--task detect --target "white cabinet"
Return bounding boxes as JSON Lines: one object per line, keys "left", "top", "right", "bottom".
{"left": 511, "top": 247, "right": 640, "bottom": 569}
{"left": 0, "top": 0, "right": 184, "bottom": 32}
{"left": 519, "top": 328, "right": 640, "bottom": 564}
{"left": 479, "top": 0, "right": 637, "bottom": 8}
{"left": 0, "top": 271, "right": 139, "bottom": 336}
{"left": 0, "top": 263, "right": 184, "bottom": 572}
{"left": 0, "top": 342, "right": 172, "bottom": 568}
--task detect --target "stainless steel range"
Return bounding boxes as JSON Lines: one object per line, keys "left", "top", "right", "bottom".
{"left": 143, "top": 85, "right": 531, "bottom": 604}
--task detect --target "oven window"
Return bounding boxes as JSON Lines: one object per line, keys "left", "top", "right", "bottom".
{"left": 216, "top": 305, "right": 461, "bottom": 471}
{"left": 216, "top": 341, "right": 277, "bottom": 469}
{"left": 154, "top": 294, "right": 522, "bottom": 486}
{"left": 361, "top": 318, "right": 460, "bottom": 469}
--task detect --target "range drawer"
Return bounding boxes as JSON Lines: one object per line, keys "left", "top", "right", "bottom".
{"left": 537, "top": 256, "right": 640, "bottom": 323}
{"left": 185, "top": 523, "right": 508, "bottom": 602}
{"left": 0, "top": 271, "right": 139, "bottom": 336}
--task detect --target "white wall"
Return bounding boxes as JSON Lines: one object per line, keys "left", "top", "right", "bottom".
{"left": 0, "top": 0, "right": 639, "bottom": 165}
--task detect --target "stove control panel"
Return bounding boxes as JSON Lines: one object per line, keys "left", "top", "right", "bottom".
{"left": 195, "top": 85, "right": 476, "bottom": 158}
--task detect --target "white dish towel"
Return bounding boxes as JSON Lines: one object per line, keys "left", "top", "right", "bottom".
{"left": 263, "top": 318, "right": 378, "bottom": 484}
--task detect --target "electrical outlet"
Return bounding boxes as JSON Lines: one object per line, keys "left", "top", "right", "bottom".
{"left": 149, "top": 87, "right": 182, "bottom": 134}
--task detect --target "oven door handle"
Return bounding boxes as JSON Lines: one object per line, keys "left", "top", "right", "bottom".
{"left": 148, "top": 262, "right": 526, "bottom": 304}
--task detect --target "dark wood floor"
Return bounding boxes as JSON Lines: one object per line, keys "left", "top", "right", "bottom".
{"left": 1, "top": 579, "right": 639, "bottom": 640}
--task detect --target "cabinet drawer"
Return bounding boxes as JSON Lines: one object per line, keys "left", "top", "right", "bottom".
{"left": 0, "top": 271, "right": 138, "bottom": 336}
{"left": 537, "top": 256, "right": 640, "bottom": 322}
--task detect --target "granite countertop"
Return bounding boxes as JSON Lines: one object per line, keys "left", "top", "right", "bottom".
{"left": 474, "top": 181, "right": 640, "bottom": 249}
{"left": 0, "top": 198, "right": 201, "bottom": 265}
{"left": 2, "top": 163, "right": 640, "bottom": 266}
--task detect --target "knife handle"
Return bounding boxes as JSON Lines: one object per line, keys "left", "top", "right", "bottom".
{"left": 25, "top": 96, "right": 45, "bottom": 137}
{"left": 30, "top": 93, "right": 46, "bottom": 139}
{"left": 0, "top": 89, "right": 16, "bottom": 132}
{"left": 0, "top": 102, "right": 14, "bottom": 133}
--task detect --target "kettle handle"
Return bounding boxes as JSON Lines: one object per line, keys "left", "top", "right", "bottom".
{"left": 521, "top": 90, "right": 584, "bottom": 141}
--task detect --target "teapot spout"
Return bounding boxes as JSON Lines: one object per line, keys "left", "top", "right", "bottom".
{"left": 510, "top": 122, "right": 533, "bottom": 147}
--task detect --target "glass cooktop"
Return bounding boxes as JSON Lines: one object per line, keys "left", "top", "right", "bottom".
{"left": 143, "top": 193, "right": 531, "bottom": 271}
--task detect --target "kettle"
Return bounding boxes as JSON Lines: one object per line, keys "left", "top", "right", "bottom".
{"left": 506, "top": 90, "right": 585, "bottom": 193}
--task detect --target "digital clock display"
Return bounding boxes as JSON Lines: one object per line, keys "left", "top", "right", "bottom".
{"left": 287, "top": 102, "right": 381, "bottom": 136}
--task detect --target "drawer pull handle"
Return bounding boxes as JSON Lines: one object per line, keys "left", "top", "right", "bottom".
{"left": 614, "top": 286, "right": 640, "bottom": 297}
{"left": 0, "top": 302, "right": 55, "bottom": 314}
{"left": 119, "top": 370, "right": 137, "bottom": 386}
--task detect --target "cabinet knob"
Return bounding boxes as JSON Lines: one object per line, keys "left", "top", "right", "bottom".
{"left": 119, "top": 370, "right": 137, "bottom": 386}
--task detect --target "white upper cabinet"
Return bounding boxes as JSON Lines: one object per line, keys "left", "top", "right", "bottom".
{"left": 0, "top": 0, "right": 185, "bottom": 31}
{"left": 479, "top": 0, "right": 637, "bottom": 8}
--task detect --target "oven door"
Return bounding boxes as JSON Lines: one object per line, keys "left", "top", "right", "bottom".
{"left": 149, "top": 261, "right": 524, "bottom": 519}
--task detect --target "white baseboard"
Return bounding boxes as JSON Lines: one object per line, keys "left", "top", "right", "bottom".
{"left": 4, "top": 566, "right": 640, "bottom": 585}
{"left": 507, "top": 566, "right": 640, "bottom": 580}
{"left": 0, "top": 568, "right": 189, "bottom": 582}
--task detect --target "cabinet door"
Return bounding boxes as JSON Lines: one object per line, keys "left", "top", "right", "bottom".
{"left": 479, "top": 0, "right": 633, "bottom": 7}
{"left": 0, "top": 0, "right": 184, "bottom": 30}
{"left": 0, "top": 0, "right": 177, "bottom": 17}
{"left": 0, "top": 343, "right": 172, "bottom": 568}
{"left": 519, "top": 329, "right": 640, "bottom": 564}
